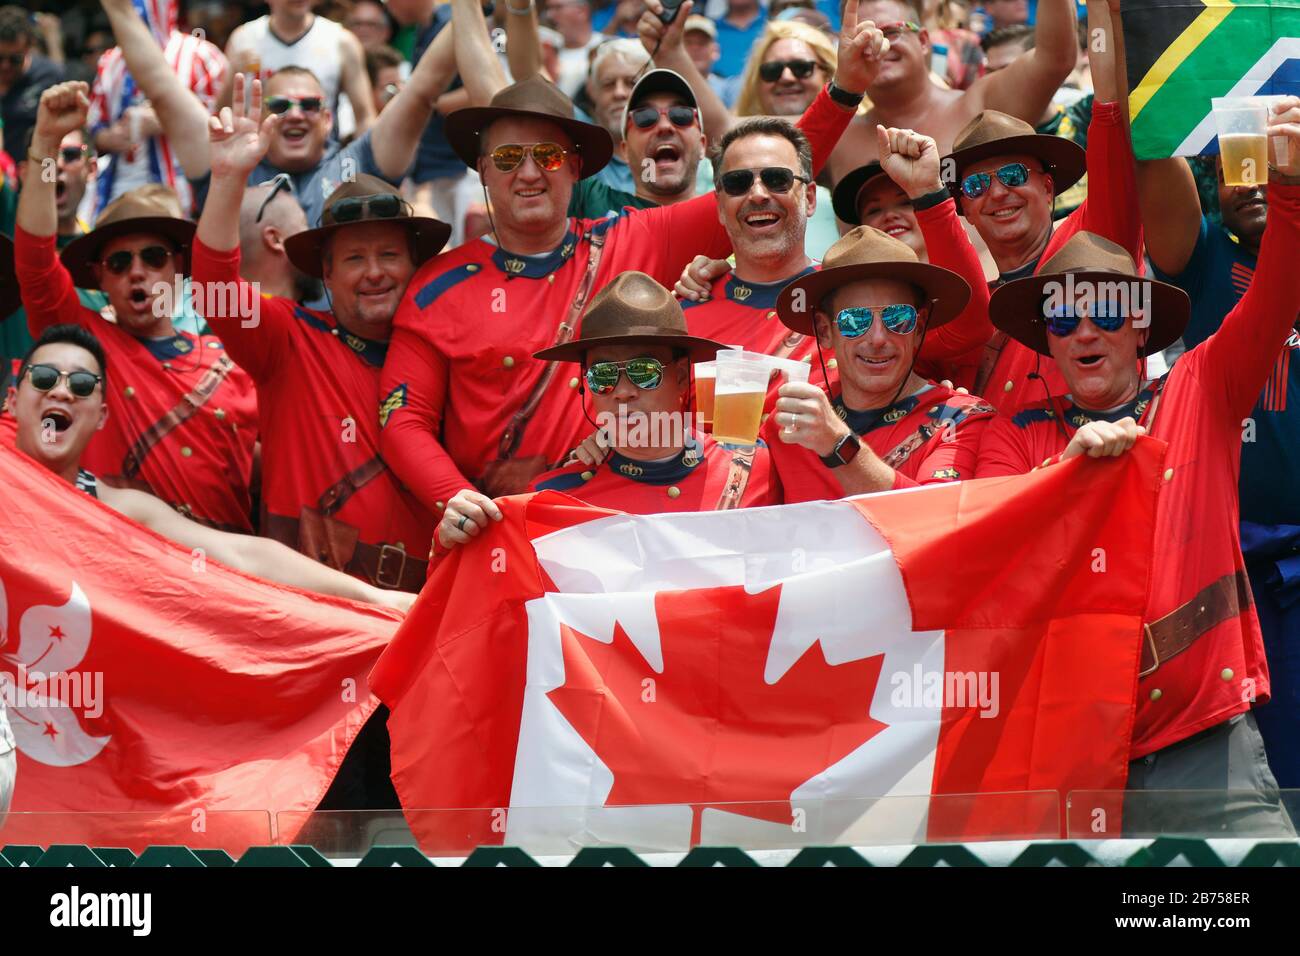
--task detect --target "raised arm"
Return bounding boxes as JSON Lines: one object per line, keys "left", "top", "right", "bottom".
{"left": 339, "top": 27, "right": 377, "bottom": 135}
{"left": 369, "top": 15, "right": 460, "bottom": 181}
{"left": 637, "top": 0, "right": 733, "bottom": 145}
{"left": 501, "top": 0, "right": 542, "bottom": 83}
{"left": 197, "top": 74, "right": 280, "bottom": 254}
{"left": 107, "top": 485, "right": 414, "bottom": 610}
{"left": 970, "top": 0, "right": 1076, "bottom": 122}
{"left": 100, "top": 0, "right": 215, "bottom": 179}
{"left": 451, "top": 0, "right": 509, "bottom": 106}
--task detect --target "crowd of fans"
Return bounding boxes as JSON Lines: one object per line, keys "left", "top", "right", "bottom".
{"left": 1, "top": 0, "right": 1299, "bottom": 836}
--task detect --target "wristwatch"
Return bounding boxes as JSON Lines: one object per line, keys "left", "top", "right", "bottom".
{"left": 827, "top": 81, "right": 864, "bottom": 109}
{"left": 820, "top": 430, "right": 861, "bottom": 468}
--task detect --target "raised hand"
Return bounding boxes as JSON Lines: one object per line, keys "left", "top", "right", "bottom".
{"left": 32, "top": 82, "right": 91, "bottom": 156}
{"left": 1268, "top": 95, "right": 1300, "bottom": 179}
{"left": 208, "top": 73, "right": 280, "bottom": 179}
{"left": 638, "top": 0, "right": 693, "bottom": 60}
{"left": 875, "top": 125, "right": 946, "bottom": 200}
{"left": 773, "top": 381, "right": 851, "bottom": 456}
{"left": 833, "top": 0, "right": 889, "bottom": 96}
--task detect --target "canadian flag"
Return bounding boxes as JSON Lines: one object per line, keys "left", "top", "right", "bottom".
{"left": 0, "top": 448, "right": 401, "bottom": 853}
{"left": 373, "top": 441, "right": 1167, "bottom": 854}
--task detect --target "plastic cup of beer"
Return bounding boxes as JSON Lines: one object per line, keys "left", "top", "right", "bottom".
{"left": 694, "top": 361, "right": 717, "bottom": 427}
{"left": 712, "top": 350, "right": 770, "bottom": 448}
{"left": 1213, "top": 97, "right": 1270, "bottom": 187}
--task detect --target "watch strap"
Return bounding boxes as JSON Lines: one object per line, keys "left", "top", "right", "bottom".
{"left": 912, "top": 185, "right": 953, "bottom": 211}
{"left": 827, "top": 81, "right": 864, "bottom": 109}
{"left": 819, "top": 430, "right": 861, "bottom": 468}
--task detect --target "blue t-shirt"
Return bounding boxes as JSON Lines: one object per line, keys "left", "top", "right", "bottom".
{"left": 248, "top": 132, "right": 391, "bottom": 229}
{"left": 1153, "top": 215, "right": 1300, "bottom": 526}
{"left": 412, "top": 5, "right": 466, "bottom": 184}
{"left": 712, "top": 13, "right": 766, "bottom": 78}
{"left": 593, "top": 152, "right": 636, "bottom": 193}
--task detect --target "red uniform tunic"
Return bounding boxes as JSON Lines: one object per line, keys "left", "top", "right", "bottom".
{"left": 531, "top": 435, "right": 780, "bottom": 512}
{"left": 190, "top": 240, "right": 434, "bottom": 581}
{"left": 14, "top": 227, "right": 257, "bottom": 530}
{"left": 766, "top": 383, "right": 995, "bottom": 503}
{"left": 380, "top": 87, "right": 855, "bottom": 512}
{"left": 975, "top": 183, "right": 1300, "bottom": 757}
{"left": 922, "top": 100, "right": 1144, "bottom": 414}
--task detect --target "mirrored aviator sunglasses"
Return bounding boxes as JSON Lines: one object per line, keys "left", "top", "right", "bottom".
{"left": 836, "top": 304, "right": 919, "bottom": 337}
{"left": 102, "top": 245, "right": 172, "bottom": 275}
{"left": 960, "top": 161, "right": 1031, "bottom": 199}
{"left": 489, "top": 142, "right": 568, "bottom": 173}
{"left": 1042, "top": 298, "right": 1128, "bottom": 337}
{"left": 584, "top": 357, "right": 665, "bottom": 394}
{"left": 329, "top": 193, "right": 409, "bottom": 224}
{"left": 27, "top": 364, "right": 101, "bottom": 398}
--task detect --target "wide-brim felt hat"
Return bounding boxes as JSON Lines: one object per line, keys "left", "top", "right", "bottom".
{"left": 776, "top": 225, "right": 971, "bottom": 335}
{"left": 831, "top": 162, "right": 894, "bottom": 225}
{"left": 61, "top": 190, "right": 197, "bottom": 290}
{"left": 444, "top": 74, "right": 614, "bottom": 179}
{"left": 283, "top": 174, "right": 451, "bottom": 278}
{"left": 944, "top": 110, "right": 1086, "bottom": 210}
{"left": 534, "top": 271, "right": 725, "bottom": 364}
{"left": 988, "top": 231, "right": 1190, "bottom": 357}
{"left": 0, "top": 233, "right": 21, "bottom": 320}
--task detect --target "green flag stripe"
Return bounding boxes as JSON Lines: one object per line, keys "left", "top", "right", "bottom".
{"left": 1130, "top": 7, "right": 1284, "bottom": 157}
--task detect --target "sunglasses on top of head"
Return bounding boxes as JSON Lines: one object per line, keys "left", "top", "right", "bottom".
{"left": 719, "top": 166, "right": 810, "bottom": 197}
{"left": 24, "top": 364, "right": 102, "bottom": 398}
{"left": 584, "top": 357, "right": 665, "bottom": 394}
{"left": 328, "top": 193, "right": 411, "bottom": 225}
{"left": 834, "top": 304, "right": 921, "bottom": 337}
{"left": 265, "top": 95, "right": 324, "bottom": 115}
{"left": 628, "top": 104, "right": 697, "bottom": 130}
{"left": 100, "top": 245, "right": 174, "bottom": 275}
{"left": 489, "top": 142, "right": 570, "bottom": 173}
{"left": 959, "top": 162, "right": 1040, "bottom": 200}
{"left": 1041, "top": 298, "right": 1129, "bottom": 337}
{"left": 759, "top": 58, "right": 818, "bottom": 83}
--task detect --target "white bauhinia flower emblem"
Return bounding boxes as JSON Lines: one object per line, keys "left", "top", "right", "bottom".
{"left": 0, "top": 578, "right": 111, "bottom": 767}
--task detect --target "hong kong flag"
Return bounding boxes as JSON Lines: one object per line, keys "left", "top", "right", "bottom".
{"left": 372, "top": 440, "right": 1167, "bottom": 854}
{"left": 0, "top": 449, "right": 401, "bottom": 853}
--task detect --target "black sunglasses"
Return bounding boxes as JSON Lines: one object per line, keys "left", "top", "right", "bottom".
{"left": 102, "top": 245, "right": 173, "bottom": 274}
{"left": 759, "top": 58, "right": 817, "bottom": 83}
{"left": 628, "top": 105, "right": 697, "bottom": 130}
{"left": 25, "top": 364, "right": 102, "bottom": 398}
{"left": 256, "top": 173, "right": 293, "bottom": 223}
{"left": 719, "top": 166, "right": 810, "bottom": 197}
{"left": 60, "top": 145, "right": 90, "bottom": 164}
{"left": 265, "top": 95, "right": 324, "bottom": 115}
{"left": 326, "top": 193, "right": 410, "bottom": 226}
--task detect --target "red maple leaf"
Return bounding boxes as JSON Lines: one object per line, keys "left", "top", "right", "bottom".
{"left": 546, "top": 583, "right": 888, "bottom": 846}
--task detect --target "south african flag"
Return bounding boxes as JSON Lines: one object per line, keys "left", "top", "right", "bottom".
{"left": 1124, "top": 0, "right": 1300, "bottom": 158}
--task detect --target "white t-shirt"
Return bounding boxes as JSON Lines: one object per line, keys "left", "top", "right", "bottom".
{"left": 240, "top": 14, "right": 346, "bottom": 112}
{"left": 556, "top": 33, "right": 605, "bottom": 100}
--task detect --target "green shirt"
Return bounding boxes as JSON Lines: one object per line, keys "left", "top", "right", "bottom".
{"left": 567, "top": 178, "right": 657, "bottom": 220}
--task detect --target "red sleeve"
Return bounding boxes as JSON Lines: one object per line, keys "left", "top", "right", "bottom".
{"left": 797, "top": 85, "right": 855, "bottom": 179}
{"left": 189, "top": 237, "right": 294, "bottom": 381}
{"left": 914, "top": 197, "right": 994, "bottom": 361}
{"left": 975, "top": 413, "right": 1037, "bottom": 478}
{"left": 892, "top": 413, "right": 992, "bottom": 487}
{"left": 1195, "top": 181, "right": 1300, "bottom": 420}
{"left": 379, "top": 320, "right": 474, "bottom": 510}
{"left": 1075, "top": 100, "right": 1143, "bottom": 264}
{"left": 14, "top": 226, "right": 89, "bottom": 334}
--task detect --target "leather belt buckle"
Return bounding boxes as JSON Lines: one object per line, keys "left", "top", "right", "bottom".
{"left": 376, "top": 544, "right": 407, "bottom": 590}
{"left": 1138, "top": 623, "right": 1159, "bottom": 679}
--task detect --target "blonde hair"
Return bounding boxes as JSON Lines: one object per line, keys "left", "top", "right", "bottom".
{"left": 734, "top": 21, "right": 839, "bottom": 118}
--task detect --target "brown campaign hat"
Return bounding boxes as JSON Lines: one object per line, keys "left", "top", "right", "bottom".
{"left": 283, "top": 174, "right": 451, "bottom": 279}
{"left": 60, "top": 188, "right": 197, "bottom": 290}
{"left": 776, "top": 226, "right": 971, "bottom": 335}
{"left": 988, "top": 231, "right": 1189, "bottom": 356}
{"left": 943, "top": 110, "right": 1086, "bottom": 210}
{"left": 444, "top": 74, "right": 614, "bottom": 179}
{"left": 0, "top": 233, "right": 21, "bottom": 320}
{"left": 534, "top": 271, "right": 725, "bottom": 363}
{"left": 831, "top": 161, "right": 892, "bottom": 225}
